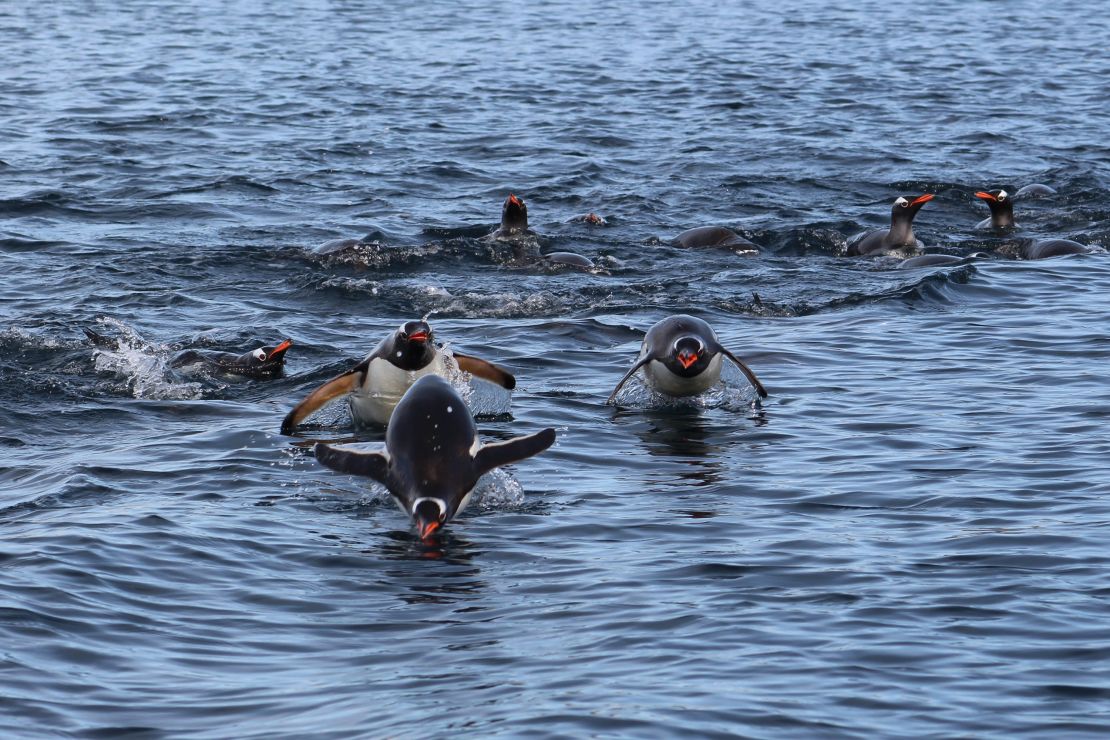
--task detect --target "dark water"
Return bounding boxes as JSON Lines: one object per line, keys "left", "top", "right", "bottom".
{"left": 4, "top": 0, "right": 1110, "bottom": 736}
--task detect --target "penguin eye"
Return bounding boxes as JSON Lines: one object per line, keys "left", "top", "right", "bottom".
{"left": 997, "top": 191, "right": 1007, "bottom": 201}
{"left": 894, "top": 197, "right": 909, "bottom": 208}
{"left": 253, "top": 349, "right": 266, "bottom": 361}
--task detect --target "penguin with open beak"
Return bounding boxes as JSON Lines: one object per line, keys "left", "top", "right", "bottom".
{"left": 315, "top": 374, "right": 556, "bottom": 539}
{"left": 280, "top": 320, "right": 515, "bottom": 434}
{"left": 607, "top": 315, "right": 768, "bottom": 404}
{"left": 846, "top": 193, "right": 935, "bottom": 256}
{"left": 170, "top": 339, "right": 294, "bottom": 379}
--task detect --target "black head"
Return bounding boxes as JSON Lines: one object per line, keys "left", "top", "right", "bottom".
{"left": 891, "top": 193, "right": 934, "bottom": 222}
{"left": 500, "top": 193, "right": 528, "bottom": 233}
{"left": 974, "top": 189, "right": 1015, "bottom": 228}
{"left": 662, "top": 334, "right": 712, "bottom": 378}
{"left": 389, "top": 320, "right": 437, "bottom": 370}
{"left": 234, "top": 338, "right": 293, "bottom": 374}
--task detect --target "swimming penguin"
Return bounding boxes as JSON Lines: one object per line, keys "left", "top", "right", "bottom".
{"left": 280, "top": 321, "right": 514, "bottom": 434}
{"left": 672, "top": 226, "right": 759, "bottom": 251}
{"left": 543, "top": 251, "right": 595, "bottom": 269}
{"left": 897, "top": 252, "right": 990, "bottom": 269}
{"left": 1015, "top": 183, "right": 1056, "bottom": 198}
{"left": 1020, "top": 239, "right": 1098, "bottom": 260}
{"left": 846, "top": 194, "right": 935, "bottom": 256}
{"left": 607, "top": 315, "right": 768, "bottom": 404}
{"left": 488, "top": 193, "right": 532, "bottom": 240}
{"left": 973, "top": 189, "right": 1015, "bottom": 230}
{"left": 315, "top": 374, "right": 556, "bottom": 539}
{"left": 171, "top": 339, "right": 294, "bottom": 378}
{"left": 485, "top": 193, "right": 594, "bottom": 266}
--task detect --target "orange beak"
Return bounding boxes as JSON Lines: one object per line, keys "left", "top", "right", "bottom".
{"left": 677, "top": 351, "right": 698, "bottom": 369}
{"left": 974, "top": 191, "right": 996, "bottom": 201}
{"left": 266, "top": 339, "right": 293, "bottom": 360}
{"left": 911, "top": 194, "right": 935, "bottom": 206}
{"left": 418, "top": 519, "right": 441, "bottom": 539}
{"left": 508, "top": 193, "right": 522, "bottom": 207}
{"left": 408, "top": 331, "right": 428, "bottom": 343}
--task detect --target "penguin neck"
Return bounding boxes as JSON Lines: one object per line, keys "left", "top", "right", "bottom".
{"left": 887, "top": 215, "right": 915, "bottom": 247}
{"left": 991, "top": 205, "right": 1015, "bottom": 229}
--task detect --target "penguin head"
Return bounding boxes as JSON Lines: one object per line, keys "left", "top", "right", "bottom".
{"left": 974, "top": 189, "right": 1015, "bottom": 225}
{"left": 891, "top": 193, "right": 934, "bottom": 221}
{"left": 391, "top": 320, "right": 436, "bottom": 369}
{"left": 235, "top": 338, "right": 293, "bottom": 374}
{"left": 411, "top": 496, "right": 448, "bottom": 540}
{"left": 500, "top": 193, "right": 529, "bottom": 233}
{"left": 664, "top": 335, "right": 711, "bottom": 377}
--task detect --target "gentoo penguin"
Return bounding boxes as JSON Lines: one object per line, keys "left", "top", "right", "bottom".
{"left": 170, "top": 339, "right": 293, "bottom": 378}
{"left": 846, "top": 194, "right": 935, "bottom": 256}
{"left": 486, "top": 193, "right": 594, "bottom": 266}
{"left": 973, "top": 189, "right": 1015, "bottom": 230}
{"left": 672, "top": 226, "right": 759, "bottom": 251}
{"left": 1020, "top": 239, "right": 1097, "bottom": 260}
{"left": 280, "top": 321, "right": 514, "bottom": 434}
{"left": 607, "top": 315, "right": 768, "bottom": 404}
{"left": 315, "top": 374, "right": 556, "bottom": 539}
{"left": 488, "top": 193, "right": 532, "bottom": 240}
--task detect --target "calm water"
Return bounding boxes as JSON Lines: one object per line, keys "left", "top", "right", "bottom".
{"left": 3, "top": 0, "right": 1110, "bottom": 736}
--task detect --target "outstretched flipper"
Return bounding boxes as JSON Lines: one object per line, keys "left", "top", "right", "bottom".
{"left": 606, "top": 357, "right": 651, "bottom": 405}
{"left": 473, "top": 428, "right": 557, "bottom": 477}
{"left": 314, "top": 443, "right": 391, "bottom": 486}
{"left": 281, "top": 368, "right": 362, "bottom": 435}
{"left": 720, "top": 348, "right": 769, "bottom": 399}
{"left": 453, "top": 352, "right": 516, "bottom": 390}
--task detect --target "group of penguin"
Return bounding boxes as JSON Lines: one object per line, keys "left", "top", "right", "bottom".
{"left": 183, "top": 185, "right": 1095, "bottom": 540}
{"left": 268, "top": 313, "right": 766, "bottom": 539}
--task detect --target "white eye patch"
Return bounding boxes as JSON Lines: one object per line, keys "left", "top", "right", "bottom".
{"left": 253, "top": 348, "right": 267, "bottom": 361}
{"left": 894, "top": 196, "right": 909, "bottom": 207}
{"left": 412, "top": 497, "right": 447, "bottom": 517}
{"left": 997, "top": 190, "right": 1008, "bottom": 200}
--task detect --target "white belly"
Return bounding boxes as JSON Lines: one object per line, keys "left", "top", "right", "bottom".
{"left": 643, "top": 354, "right": 722, "bottom": 397}
{"left": 349, "top": 352, "right": 452, "bottom": 425}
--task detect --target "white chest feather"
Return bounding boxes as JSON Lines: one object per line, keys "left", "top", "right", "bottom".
{"left": 643, "top": 354, "right": 722, "bottom": 397}
{"left": 349, "top": 352, "right": 451, "bottom": 425}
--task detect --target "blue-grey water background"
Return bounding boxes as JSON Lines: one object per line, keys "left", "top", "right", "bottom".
{"left": 3, "top": 0, "right": 1110, "bottom": 736}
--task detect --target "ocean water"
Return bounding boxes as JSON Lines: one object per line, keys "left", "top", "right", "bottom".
{"left": 3, "top": 0, "right": 1110, "bottom": 736}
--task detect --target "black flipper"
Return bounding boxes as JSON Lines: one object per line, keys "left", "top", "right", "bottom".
{"left": 719, "top": 347, "right": 769, "bottom": 399}
{"left": 453, "top": 352, "right": 516, "bottom": 390}
{"left": 314, "top": 442, "right": 391, "bottom": 485}
{"left": 473, "top": 428, "right": 556, "bottom": 477}
{"left": 606, "top": 356, "right": 651, "bottom": 405}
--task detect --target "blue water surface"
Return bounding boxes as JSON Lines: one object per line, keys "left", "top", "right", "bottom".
{"left": 3, "top": 0, "right": 1110, "bottom": 736}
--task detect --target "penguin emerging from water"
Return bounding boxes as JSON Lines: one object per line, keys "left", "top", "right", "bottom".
{"left": 973, "top": 189, "right": 1016, "bottom": 230}
{"left": 280, "top": 320, "right": 514, "bottom": 434}
{"left": 671, "top": 226, "right": 760, "bottom": 252}
{"left": 846, "top": 194, "right": 935, "bottom": 256}
{"left": 488, "top": 193, "right": 532, "bottom": 241}
{"left": 486, "top": 192, "right": 594, "bottom": 268}
{"left": 607, "top": 315, "right": 768, "bottom": 404}
{"left": 315, "top": 374, "right": 556, "bottom": 539}
{"left": 170, "top": 339, "right": 293, "bottom": 379}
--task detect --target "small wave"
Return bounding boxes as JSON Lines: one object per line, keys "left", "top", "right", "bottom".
{"left": 608, "top": 362, "right": 762, "bottom": 412}
{"left": 88, "top": 318, "right": 206, "bottom": 400}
